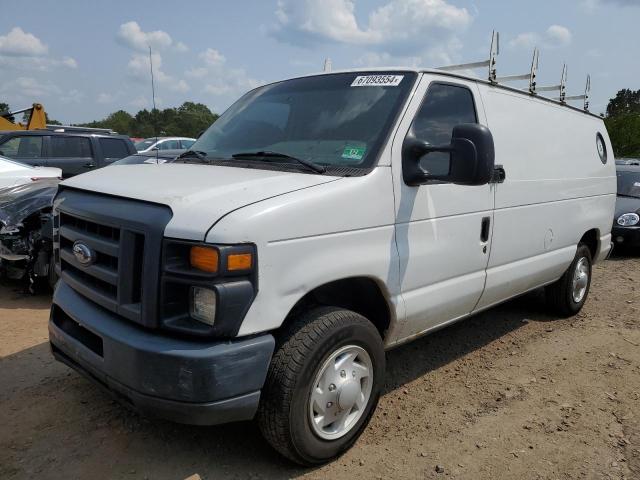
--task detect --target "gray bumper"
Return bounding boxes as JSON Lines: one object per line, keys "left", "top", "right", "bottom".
{"left": 49, "top": 281, "right": 275, "bottom": 425}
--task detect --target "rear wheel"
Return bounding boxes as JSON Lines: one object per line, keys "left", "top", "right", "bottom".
{"left": 257, "top": 307, "right": 385, "bottom": 465}
{"left": 546, "top": 244, "right": 592, "bottom": 316}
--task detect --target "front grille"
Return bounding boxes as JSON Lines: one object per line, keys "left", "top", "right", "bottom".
{"left": 55, "top": 188, "right": 172, "bottom": 328}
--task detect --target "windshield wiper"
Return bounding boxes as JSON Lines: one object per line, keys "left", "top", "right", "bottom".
{"left": 231, "top": 150, "right": 326, "bottom": 174}
{"left": 177, "top": 150, "right": 209, "bottom": 161}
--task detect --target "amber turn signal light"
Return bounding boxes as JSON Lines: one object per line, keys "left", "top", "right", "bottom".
{"left": 227, "top": 253, "right": 253, "bottom": 271}
{"left": 190, "top": 246, "right": 219, "bottom": 273}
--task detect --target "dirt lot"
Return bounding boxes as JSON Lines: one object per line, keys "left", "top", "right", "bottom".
{"left": 1, "top": 253, "right": 639, "bottom": 480}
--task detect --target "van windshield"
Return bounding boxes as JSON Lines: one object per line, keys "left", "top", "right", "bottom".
{"left": 192, "top": 72, "right": 417, "bottom": 172}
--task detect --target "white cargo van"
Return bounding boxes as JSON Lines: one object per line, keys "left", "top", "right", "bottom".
{"left": 49, "top": 68, "right": 616, "bottom": 464}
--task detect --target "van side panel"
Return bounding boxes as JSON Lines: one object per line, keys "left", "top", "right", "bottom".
{"left": 475, "top": 85, "right": 616, "bottom": 310}
{"left": 206, "top": 166, "right": 404, "bottom": 342}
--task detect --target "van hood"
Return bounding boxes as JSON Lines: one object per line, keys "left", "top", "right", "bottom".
{"left": 61, "top": 163, "right": 340, "bottom": 240}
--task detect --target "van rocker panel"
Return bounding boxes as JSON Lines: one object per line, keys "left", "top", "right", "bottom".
{"left": 49, "top": 280, "right": 275, "bottom": 425}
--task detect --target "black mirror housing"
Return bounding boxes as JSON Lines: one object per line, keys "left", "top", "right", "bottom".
{"left": 402, "top": 123, "right": 495, "bottom": 186}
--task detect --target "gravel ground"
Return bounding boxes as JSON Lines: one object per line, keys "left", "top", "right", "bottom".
{"left": 1, "top": 251, "right": 639, "bottom": 480}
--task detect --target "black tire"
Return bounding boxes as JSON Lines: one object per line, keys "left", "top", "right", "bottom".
{"left": 257, "top": 306, "right": 385, "bottom": 465}
{"left": 545, "top": 244, "right": 592, "bottom": 317}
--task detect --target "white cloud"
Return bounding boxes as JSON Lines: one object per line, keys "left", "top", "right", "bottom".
{"left": 271, "top": 0, "right": 471, "bottom": 57}
{"left": 129, "top": 95, "right": 150, "bottom": 109}
{"left": 508, "top": 25, "right": 572, "bottom": 49}
{"left": 185, "top": 67, "right": 208, "bottom": 78}
{"left": 174, "top": 41, "right": 189, "bottom": 52}
{"left": 60, "top": 89, "right": 85, "bottom": 104}
{"left": 203, "top": 66, "right": 261, "bottom": 97}
{"left": 0, "top": 27, "right": 48, "bottom": 56}
{"left": 582, "top": 0, "right": 639, "bottom": 11}
{"left": 508, "top": 32, "right": 538, "bottom": 50}
{"left": 0, "top": 27, "right": 77, "bottom": 72}
{"left": 126, "top": 52, "right": 190, "bottom": 92}
{"left": 0, "top": 76, "right": 60, "bottom": 98}
{"left": 116, "top": 21, "right": 174, "bottom": 52}
{"left": 97, "top": 92, "right": 116, "bottom": 104}
{"left": 188, "top": 47, "right": 260, "bottom": 99}
{"left": 270, "top": 0, "right": 471, "bottom": 68}
{"left": 61, "top": 56, "right": 78, "bottom": 68}
{"left": 545, "top": 25, "right": 572, "bottom": 47}
{"left": 199, "top": 48, "right": 226, "bottom": 66}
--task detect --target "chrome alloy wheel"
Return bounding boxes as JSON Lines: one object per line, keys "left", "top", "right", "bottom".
{"left": 571, "top": 256, "right": 590, "bottom": 303}
{"left": 308, "top": 345, "right": 373, "bottom": 440}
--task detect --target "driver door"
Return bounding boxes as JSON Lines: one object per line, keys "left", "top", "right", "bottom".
{"left": 391, "top": 74, "right": 495, "bottom": 342}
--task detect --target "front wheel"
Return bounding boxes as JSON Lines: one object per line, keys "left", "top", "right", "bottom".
{"left": 545, "top": 244, "right": 592, "bottom": 316}
{"left": 257, "top": 307, "right": 385, "bottom": 465}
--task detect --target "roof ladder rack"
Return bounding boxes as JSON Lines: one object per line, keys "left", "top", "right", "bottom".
{"left": 495, "top": 48, "right": 539, "bottom": 92}
{"left": 562, "top": 74, "right": 591, "bottom": 111}
{"left": 438, "top": 31, "right": 499, "bottom": 83}
{"left": 437, "top": 31, "right": 593, "bottom": 113}
{"left": 535, "top": 63, "right": 567, "bottom": 99}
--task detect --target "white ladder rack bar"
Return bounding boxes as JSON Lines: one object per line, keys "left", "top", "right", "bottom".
{"left": 559, "top": 74, "right": 590, "bottom": 110}
{"left": 537, "top": 85, "right": 562, "bottom": 92}
{"left": 437, "top": 31, "right": 499, "bottom": 83}
{"left": 438, "top": 59, "right": 491, "bottom": 71}
{"left": 495, "top": 73, "right": 531, "bottom": 82}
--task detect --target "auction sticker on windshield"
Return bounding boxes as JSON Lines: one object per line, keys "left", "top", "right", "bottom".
{"left": 351, "top": 75, "right": 404, "bottom": 87}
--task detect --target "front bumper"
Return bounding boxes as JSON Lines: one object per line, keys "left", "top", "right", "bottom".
{"left": 612, "top": 225, "right": 640, "bottom": 247}
{"left": 49, "top": 280, "right": 275, "bottom": 425}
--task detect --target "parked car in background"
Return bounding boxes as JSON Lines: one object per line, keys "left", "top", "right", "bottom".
{"left": 0, "top": 130, "right": 136, "bottom": 178}
{"left": 612, "top": 159, "right": 640, "bottom": 248}
{"left": 0, "top": 155, "right": 61, "bottom": 189}
{"left": 109, "top": 149, "right": 185, "bottom": 166}
{"left": 134, "top": 137, "right": 196, "bottom": 152}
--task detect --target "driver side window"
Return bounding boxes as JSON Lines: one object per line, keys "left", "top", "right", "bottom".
{"left": 411, "top": 83, "right": 477, "bottom": 176}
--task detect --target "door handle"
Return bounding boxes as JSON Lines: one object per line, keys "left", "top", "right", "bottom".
{"left": 83, "top": 163, "right": 95, "bottom": 168}
{"left": 480, "top": 216, "right": 491, "bottom": 243}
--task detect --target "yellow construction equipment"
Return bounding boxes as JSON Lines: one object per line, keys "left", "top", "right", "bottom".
{"left": 0, "top": 103, "right": 47, "bottom": 131}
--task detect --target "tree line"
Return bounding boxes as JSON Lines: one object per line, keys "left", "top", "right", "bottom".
{"left": 1, "top": 101, "right": 218, "bottom": 139}
{"left": 603, "top": 89, "right": 640, "bottom": 158}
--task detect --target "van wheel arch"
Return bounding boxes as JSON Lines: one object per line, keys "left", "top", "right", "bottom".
{"left": 579, "top": 229, "right": 599, "bottom": 261}
{"left": 278, "top": 277, "right": 393, "bottom": 342}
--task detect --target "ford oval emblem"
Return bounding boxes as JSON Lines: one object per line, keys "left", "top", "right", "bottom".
{"left": 72, "top": 241, "right": 96, "bottom": 267}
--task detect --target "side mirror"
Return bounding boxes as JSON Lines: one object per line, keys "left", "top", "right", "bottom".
{"left": 402, "top": 123, "right": 495, "bottom": 186}
{"left": 197, "top": 130, "right": 204, "bottom": 139}
{"left": 151, "top": 146, "right": 159, "bottom": 151}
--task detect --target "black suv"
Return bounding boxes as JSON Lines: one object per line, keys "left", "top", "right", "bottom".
{"left": 0, "top": 130, "right": 136, "bottom": 177}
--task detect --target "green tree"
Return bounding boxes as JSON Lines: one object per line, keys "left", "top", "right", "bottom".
{"left": 76, "top": 102, "right": 218, "bottom": 138}
{"left": 605, "top": 89, "right": 640, "bottom": 158}
{"left": 0, "top": 101, "right": 15, "bottom": 123}
{"left": 605, "top": 114, "right": 640, "bottom": 158}
{"left": 606, "top": 89, "right": 640, "bottom": 118}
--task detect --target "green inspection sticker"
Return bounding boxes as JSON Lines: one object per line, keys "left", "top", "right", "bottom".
{"left": 342, "top": 146, "right": 366, "bottom": 160}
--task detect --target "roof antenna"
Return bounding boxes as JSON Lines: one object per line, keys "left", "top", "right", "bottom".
{"left": 323, "top": 57, "right": 332, "bottom": 72}
{"left": 149, "top": 45, "right": 159, "bottom": 163}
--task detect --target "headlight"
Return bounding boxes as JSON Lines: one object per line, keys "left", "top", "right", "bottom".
{"left": 617, "top": 213, "right": 640, "bottom": 226}
{"left": 190, "top": 286, "right": 217, "bottom": 325}
{"left": 161, "top": 240, "right": 257, "bottom": 337}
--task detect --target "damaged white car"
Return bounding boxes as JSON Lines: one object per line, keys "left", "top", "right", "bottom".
{"left": 0, "top": 179, "right": 58, "bottom": 292}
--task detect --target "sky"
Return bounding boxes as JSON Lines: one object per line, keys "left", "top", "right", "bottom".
{"left": 1, "top": 0, "right": 638, "bottom": 123}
